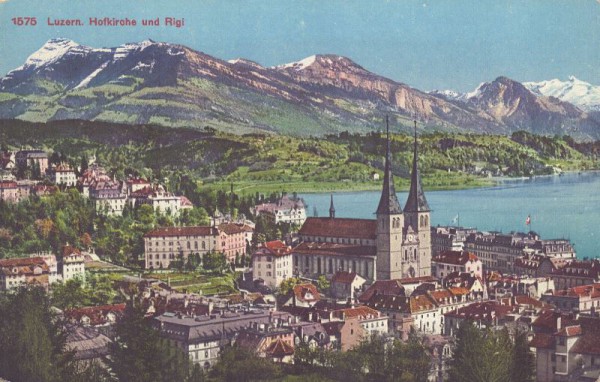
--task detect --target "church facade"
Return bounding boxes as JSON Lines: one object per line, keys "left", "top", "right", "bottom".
{"left": 292, "top": 119, "right": 432, "bottom": 282}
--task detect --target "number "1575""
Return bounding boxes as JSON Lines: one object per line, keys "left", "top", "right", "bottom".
{"left": 12, "top": 17, "right": 38, "bottom": 26}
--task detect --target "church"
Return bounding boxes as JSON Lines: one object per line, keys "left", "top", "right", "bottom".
{"left": 292, "top": 118, "right": 432, "bottom": 282}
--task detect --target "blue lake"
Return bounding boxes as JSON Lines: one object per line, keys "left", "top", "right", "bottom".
{"left": 300, "top": 172, "right": 600, "bottom": 259}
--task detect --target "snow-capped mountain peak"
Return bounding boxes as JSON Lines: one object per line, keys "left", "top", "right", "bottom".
{"left": 274, "top": 55, "right": 317, "bottom": 70}
{"left": 523, "top": 76, "right": 600, "bottom": 111}
{"left": 24, "top": 38, "right": 90, "bottom": 69}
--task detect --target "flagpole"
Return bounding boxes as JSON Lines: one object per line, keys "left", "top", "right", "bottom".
{"left": 457, "top": 212, "right": 460, "bottom": 228}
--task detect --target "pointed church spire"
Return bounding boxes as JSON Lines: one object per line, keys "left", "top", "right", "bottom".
{"left": 376, "top": 116, "right": 402, "bottom": 215}
{"left": 329, "top": 194, "right": 335, "bottom": 219}
{"left": 405, "top": 119, "right": 430, "bottom": 212}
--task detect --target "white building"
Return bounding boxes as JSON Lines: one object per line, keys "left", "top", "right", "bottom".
{"left": 431, "top": 250, "right": 482, "bottom": 280}
{"left": 60, "top": 246, "right": 86, "bottom": 283}
{"left": 254, "top": 195, "right": 307, "bottom": 226}
{"left": 48, "top": 164, "right": 77, "bottom": 187}
{"left": 129, "top": 185, "right": 193, "bottom": 217}
{"left": 143, "top": 226, "right": 219, "bottom": 269}
{"left": 252, "top": 241, "right": 293, "bottom": 289}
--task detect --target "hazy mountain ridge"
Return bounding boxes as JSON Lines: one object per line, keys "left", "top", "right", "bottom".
{"left": 1, "top": 38, "right": 599, "bottom": 138}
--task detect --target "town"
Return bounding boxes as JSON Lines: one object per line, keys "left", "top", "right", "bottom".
{"left": 1, "top": 121, "right": 597, "bottom": 382}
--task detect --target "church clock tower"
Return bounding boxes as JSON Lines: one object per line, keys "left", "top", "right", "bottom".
{"left": 376, "top": 117, "right": 404, "bottom": 280}
{"left": 404, "top": 120, "right": 432, "bottom": 277}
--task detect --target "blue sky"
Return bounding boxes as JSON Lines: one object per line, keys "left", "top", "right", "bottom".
{"left": 0, "top": 0, "right": 599, "bottom": 92}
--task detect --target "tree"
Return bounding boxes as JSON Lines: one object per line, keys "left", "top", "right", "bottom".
{"left": 448, "top": 321, "right": 514, "bottom": 382}
{"left": 279, "top": 277, "right": 302, "bottom": 296}
{"left": 109, "top": 302, "right": 200, "bottom": 382}
{"left": 51, "top": 278, "right": 90, "bottom": 310}
{"left": 0, "top": 287, "right": 78, "bottom": 382}
{"left": 210, "top": 346, "right": 280, "bottom": 382}
{"left": 511, "top": 329, "right": 535, "bottom": 382}
{"left": 316, "top": 275, "right": 330, "bottom": 293}
{"left": 202, "top": 251, "right": 228, "bottom": 273}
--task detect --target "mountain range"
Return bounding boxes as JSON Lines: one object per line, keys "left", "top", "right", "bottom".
{"left": 1, "top": 38, "right": 599, "bottom": 139}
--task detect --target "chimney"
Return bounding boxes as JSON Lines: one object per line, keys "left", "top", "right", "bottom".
{"left": 556, "top": 316, "right": 562, "bottom": 331}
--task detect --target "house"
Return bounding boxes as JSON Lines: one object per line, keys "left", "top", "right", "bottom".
{"left": 254, "top": 195, "right": 307, "bottom": 226}
{"left": 431, "top": 250, "right": 482, "bottom": 280}
{"left": 218, "top": 223, "right": 253, "bottom": 263}
{"left": 129, "top": 185, "right": 192, "bottom": 217}
{"left": 60, "top": 245, "right": 86, "bottom": 282}
{"left": 252, "top": 240, "right": 293, "bottom": 289}
{"left": 443, "top": 300, "right": 516, "bottom": 336}
{"left": 364, "top": 287, "right": 478, "bottom": 337}
{"left": 0, "top": 180, "right": 20, "bottom": 203}
{"left": 333, "top": 305, "right": 388, "bottom": 337}
{"left": 125, "top": 177, "right": 151, "bottom": 194}
{"left": 65, "top": 304, "right": 127, "bottom": 328}
{"left": 0, "top": 257, "right": 51, "bottom": 290}
{"left": 90, "top": 180, "right": 127, "bottom": 216}
{"left": 143, "top": 226, "right": 219, "bottom": 269}
{"left": 0, "top": 151, "right": 15, "bottom": 171}
{"left": 282, "top": 283, "right": 321, "bottom": 308}
{"left": 153, "top": 309, "right": 293, "bottom": 369}
{"left": 541, "top": 283, "right": 600, "bottom": 313}
{"left": 530, "top": 316, "right": 600, "bottom": 382}
{"left": 48, "top": 163, "right": 77, "bottom": 187}
{"left": 330, "top": 271, "right": 366, "bottom": 301}
{"left": 430, "top": 226, "right": 477, "bottom": 256}
{"left": 235, "top": 322, "right": 295, "bottom": 363}
{"left": 551, "top": 260, "right": 600, "bottom": 291}
{"left": 514, "top": 251, "right": 560, "bottom": 278}
{"left": 64, "top": 324, "right": 112, "bottom": 366}
{"left": 15, "top": 149, "right": 49, "bottom": 175}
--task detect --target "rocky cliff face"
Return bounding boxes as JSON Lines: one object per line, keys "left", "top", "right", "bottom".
{"left": 1, "top": 39, "right": 598, "bottom": 138}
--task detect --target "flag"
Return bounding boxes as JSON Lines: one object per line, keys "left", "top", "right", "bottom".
{"left": 451, "top": 214, "right": 459, "bottom": 224}
{"left": 525, "top": 215, "right": 531, "bottom": 225}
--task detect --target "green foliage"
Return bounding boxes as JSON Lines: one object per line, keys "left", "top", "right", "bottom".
{"left": 109, "top": 302, "right": 202, "bottom": 382}
{"left": 448, "top": 321, "right": 534, "bottom": 382}
{"left": 210, "top": 345, "right": 281, "bottom": 382}
{"left": 293, "top": 335, "right": 430, "bottom": 382}
{"left": 279, "top": 277, "right": 302, "bottom": 296}
{"left": 0, "top": 287, "right": 78, "bottom": 382}
{"left": 316, "top": 275, "right": 330, "bottom": 293}
{"left": 202, "top": 251, "right": 229, "bottom": 274}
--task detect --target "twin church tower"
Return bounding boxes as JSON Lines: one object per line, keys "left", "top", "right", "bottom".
{"left": 298, "top": 116, "right": 431, "bottom": 281}
{"left": 375, "top": 116, "right": 431, "bottom": 279}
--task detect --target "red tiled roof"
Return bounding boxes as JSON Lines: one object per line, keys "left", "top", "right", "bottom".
{"left": 299, "top": 217, "right": 377, "bottom": 240}
{"left": 358, "top": 280, "right": 405, "bottom": 302}
{"left": 63, "top": 245, "right": 82, "bottom": 257}
{"left": 334, "top": 306, "right": 381, "bottom": 320}
{"left": 144, "top": 226, "right": 218, "bottom": 238}
{"left": 410, "top": 294, "right": 437, "bottom": 312}
{"left": 432, "top": 250, "right": 479, "bottom": 266}
{"left": 529, "top": 333, "right": 555, "bottom": 349}
{"left": 556, "top": 325, "right": 582, "bottom": 337}
{"left": 0, "top": 180, "right": 17, "bottom": 188}
{"left": 255, "top": 241, "right": 291, "bottom": 257}
{"left": 444, "top": 301, "right": 514, "bottom": 322}
{"left": 265, "top": 338, "right": 294, "bottom": 357}
{"left": 571, "top": 317, "right": 600, "bottom": 355}
{"left": 553, "top": 283, "right": 600, "bottom": 299}
{"left": 292, "top": 242, "right": 376, "bottom": 258}
{"left": 65, "top": 303, "right": 126, "bottom": 326}
{"left": 293, "top": 283, "right": 320, "bottom": 303}
{"left": 126, "top": 178, "right": 150, "bottom": 185}
{"left": 331, "top": 271, "right": 359, "bottom": 284}
{"left": 399, "top": 275, "right": 438, "bottom": 284}
{"left": 532, "top": 310, "right": 577, "bottom": 334}
{"left": 0, "top": 257, "right": 46, "bottom": 267}
{"left": 218, "top": 223, "right": 247, "bottom": 235}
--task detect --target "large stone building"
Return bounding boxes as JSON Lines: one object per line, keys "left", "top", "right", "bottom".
{"left": 293, "top": 119, "right": 432, "bottom": 282}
